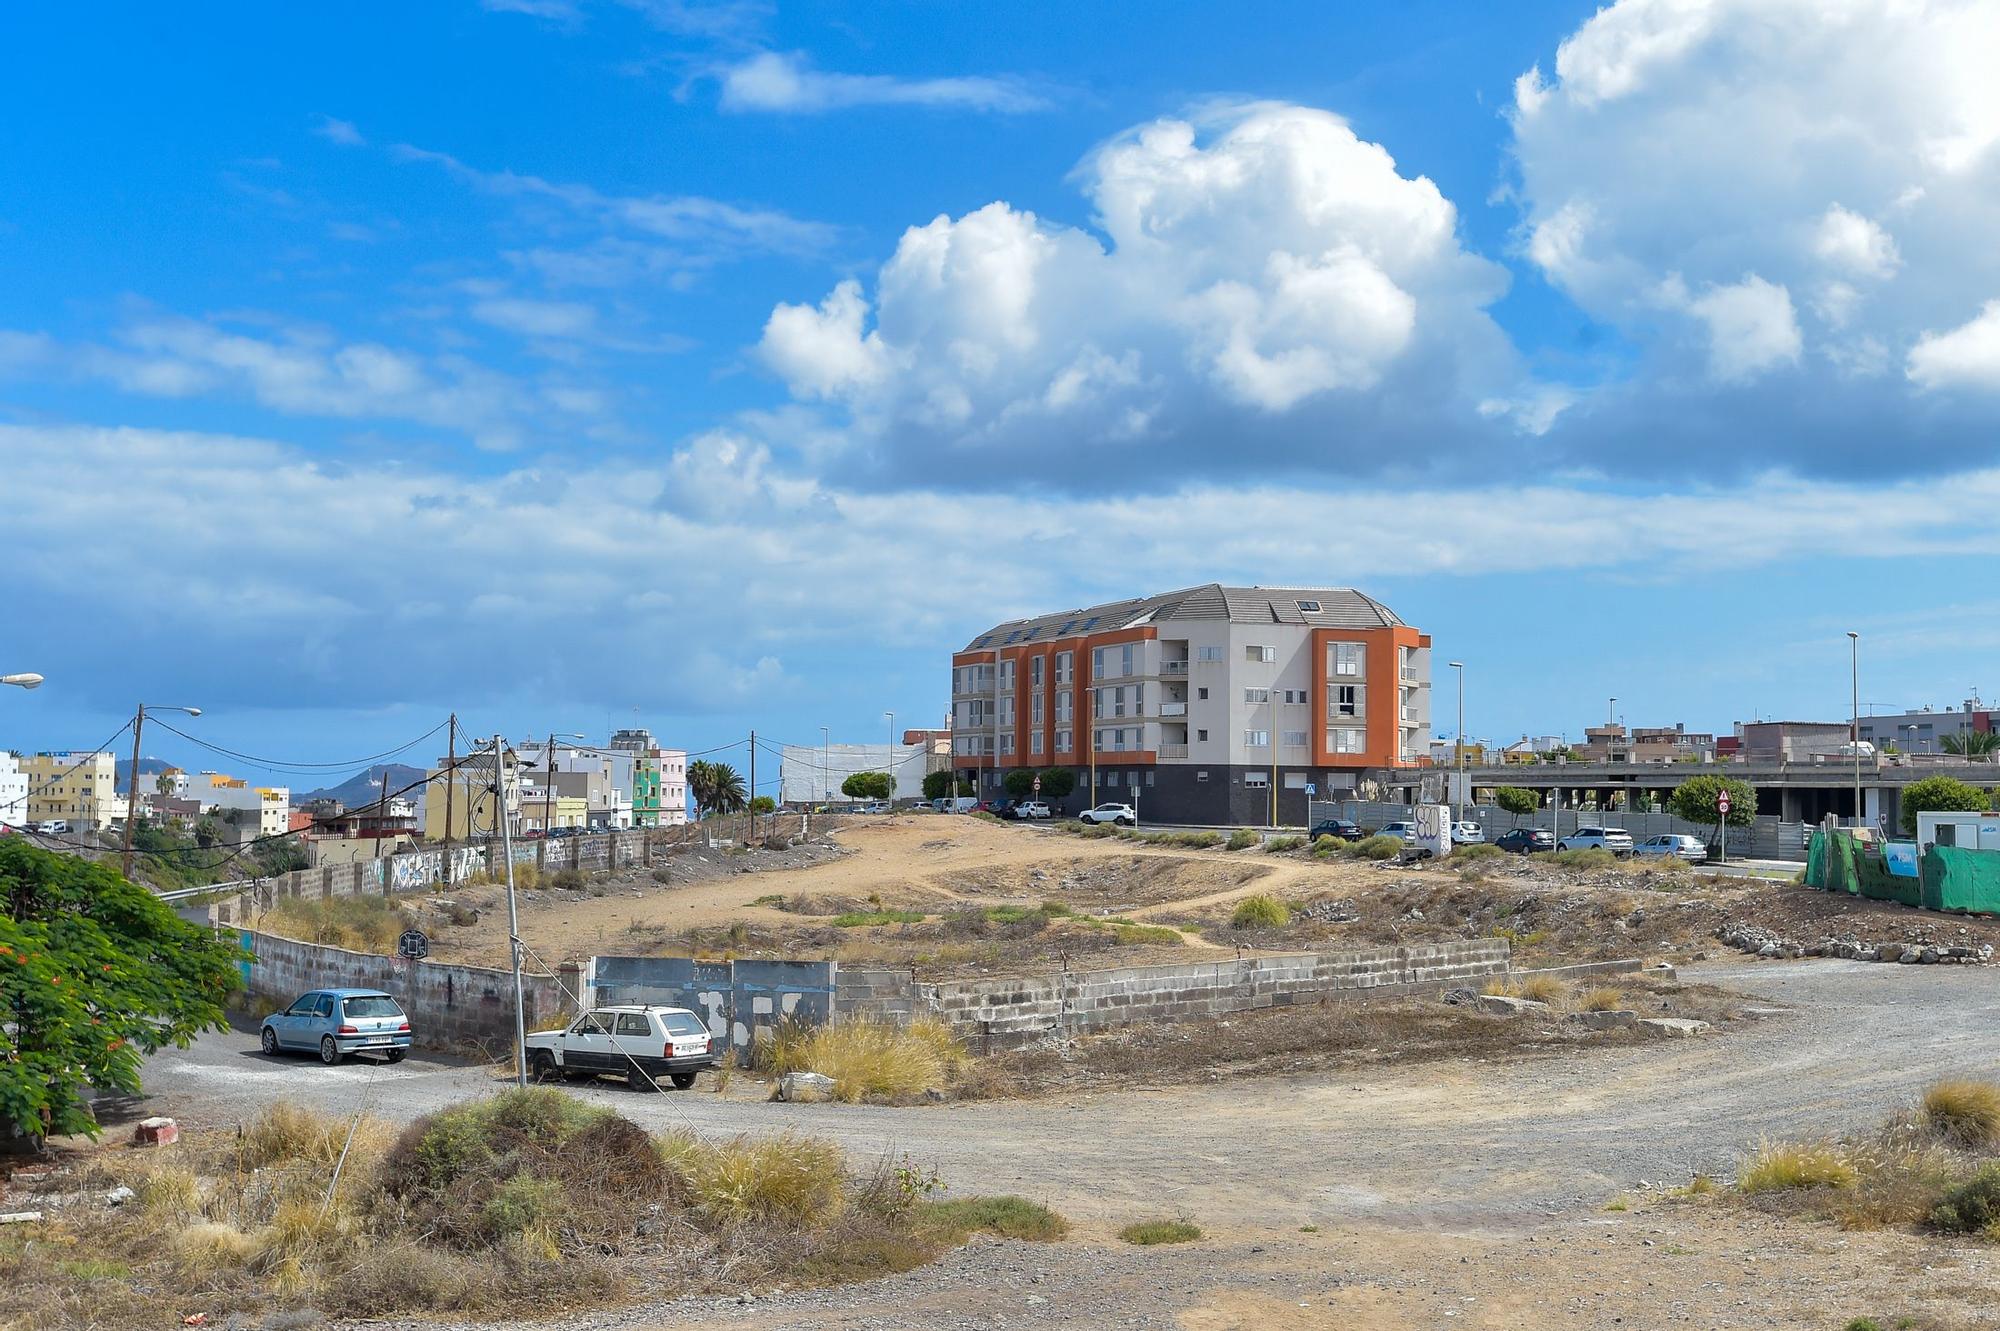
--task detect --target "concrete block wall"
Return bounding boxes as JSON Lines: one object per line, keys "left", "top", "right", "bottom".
{"left": 240, "top": 929, "right": 572, "bottom": 1050}
{"left": 845, "top": 938, "right": 1513, "bottom": 1050}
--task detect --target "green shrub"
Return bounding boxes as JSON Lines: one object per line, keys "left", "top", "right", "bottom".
{"left": 1737, "top": 1140, "right": 1856, "bottom": 1193}
{"left": 1119, "top": 1219, "right": 1202, "bottom": 1245}
{"left": 1038, "top": 900, "right": 1075, "bottom": 918}
{"left": 1230, "top": 894, "right": 1291, "bottom": 929}
{"left": 1931, "top": 1162, "right": 2000, "bottom": 1233}
{"left": 1263, "top": 836, "right": 1304, "bottom": 853}
{"left": 831, "top": 910, "right": 927, "bottom": 928}
{"left": 1225, "top": 830, "right": 1259, "bottom": 851}
{"left": 1533, "top": 848, "right": 1618, "bottom": 871}
{"left": 1348, "top": 834, "right": 1401, "bottom": 860}
{"left": 1921, "top": 1080, "right": 2000, "bottom": 1148}
{"left": 1173, "top": 830, "right": 1222, "bottom": 848}
{"left": 1449, "top": 843, "right": 1504, "bottom": 862}
{"left": 917, "top": 1196, "right": 1068, "bottom": 1242}
{"left": 1110, "top": 922, "right": 1184, "bottom": 946}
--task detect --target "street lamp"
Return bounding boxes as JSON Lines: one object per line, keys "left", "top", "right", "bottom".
{"left": 122, "top": 703, "right": 201, "bottom": 880}
{"left": 819, "top": 725, "right": 830, "bottom": 803}
{"left": 1848, "top": 632, "right": 1861, "bottom": 824}
{"left": 885, "top": 711, "right": 895, "bottom": 804}
{"left": 1449, "top": 662, "right": 1465, "bottom": 827}
{"left": 482, "top": 734, "right": 529, "bottom": 1087}
{"left": 2, "top": 673, "right": 43, "bottom": 690}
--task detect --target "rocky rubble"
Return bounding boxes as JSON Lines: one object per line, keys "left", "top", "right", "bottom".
{"left": 1717, "top": 920, "right": 1993, "bottom": 965}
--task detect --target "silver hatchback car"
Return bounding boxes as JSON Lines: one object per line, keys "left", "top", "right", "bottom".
{"left": 260, "top": 988, "right": 412, "bottom": 1065}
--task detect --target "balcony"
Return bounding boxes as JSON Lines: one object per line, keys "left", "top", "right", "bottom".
{"left": 1158, "top": 702, "right": 1188, "bottom": 718}
{"left": 1161, "top": 660, "right": 1189, "bottom": 676}
{"left": 1158, "top": 744, "right": 1189, "bottom": 759}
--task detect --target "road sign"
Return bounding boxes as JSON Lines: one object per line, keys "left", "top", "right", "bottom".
{"left": 1032, "top": 775, "right": 1041, "bottom": 794}
{"left": 1716, "top": 792, "right": 1732, "bottom": 814}
{"left": 397, "top": 929, "right": 430, "bottom": 961}
{"left": 1305, "top": 782, "right": 1317, "bottom": 796}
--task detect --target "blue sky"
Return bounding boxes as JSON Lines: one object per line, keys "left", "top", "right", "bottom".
{"left": 5, "top": 0, "right": 2000, "bottom": 792}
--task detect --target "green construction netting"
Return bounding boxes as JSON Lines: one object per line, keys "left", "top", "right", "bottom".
{"left": 1808, "top": 830, "right": 1919, "bottom": 906}
{"left": 1922, "top": 846, "right": 2000, "bottom": 915}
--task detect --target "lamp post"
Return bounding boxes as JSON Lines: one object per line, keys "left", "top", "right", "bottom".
{"left": 885, "top": 711, "right": 895, "bottom": 805}
{"left": 1848, "top": 632, "right": 1861, "bottom": 825}
{"left": 2, "top": 673, "right": 43, "bottom": 690}
{"left": 1449, "top": 662, "right": 1465, "bottom": 827}
{"left": 122, "top": 703, "right": 201, "bottom": 880}
{"left": 484, "top": 734, "right": 528, "bottom": 1087}
{"left": 819, "top": 725, "right": 830, "bottom": 803}
{"left": 541, "top": 732, "right": 585, "bottom": 836}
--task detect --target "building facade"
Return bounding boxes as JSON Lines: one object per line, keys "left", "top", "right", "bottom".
{"left": 23, "top": 750, "right": 124, "bottom": 829}
{"left": 183, "top": 771, "right": 291, "bottom": 838}
{"left": 0, "top": 753, "right": 27, "bottom": 829}
{"left": 612, "top": 730, "right": 687, "bottom": 828}
{"left": 1856, "top": 699, "right": 1999, "bottom": 754}
{"left": 777, "top": 742, "right": 927, "bottom": 806}
{"left": 951, "top": 584, "right": 1431, "bottom": 825}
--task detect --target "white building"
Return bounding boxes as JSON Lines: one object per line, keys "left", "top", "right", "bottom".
{"left": 0, "top": 753, "right": 28, "bottom": 829}
{"left": 184, "top": 771, "right": 291, "bottom": 838}
{"left": 778, "top": 742, "right": 928, "bottom": 806}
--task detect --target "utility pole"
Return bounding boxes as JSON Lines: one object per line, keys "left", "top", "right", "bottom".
{"left": 490, "top": 734, "right": 527, "bottom": 1087}
{"left": 442, "top": 714, "right": 457, "bottom": 888}
{"left": 121, "top": 702, "right": 200, "bottom": 881}
{"left": 884, "top": 712, "right": 894, "bottom": 804}
{"left": 1848, "top": 631, "right": 1862, "bottom": 825}
{"left": 749, "top": 729, "right": 757, "bottom": 835}
{"left": 1449, "top": 662, "right": 1466, "bottom": 828}
{"left": 544, "top": 731, "right": 557, "bottom": 839}
{"left": 1268, "top": 691, "right": 1278, "bottom": 828}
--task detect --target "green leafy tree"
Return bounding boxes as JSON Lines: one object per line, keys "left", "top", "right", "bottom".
{"left": 0, "top": 840, "right": 249, "bottom": 1145}
{"left": 1003, "top": 769, "right": 1038, "bottom": 799}
{"left": 921, "top": 770, "right": 972, "bottom": 801}
{"left": 1899, "top": 775, "right": 1992, "bottom": 835}
{"left": 1942, "top": 731, "right": 2000, "bottom": 761}
{"left": 1667, "top": 775, "right": 1758, "bottom": 831}
{"left": 748, "top": 795, "right": 776, "bottom": 815}
{"left": 841, "top": 771, "right": 895, "bottom": 801}
{"left": 1036, "top": 768, "right": 1077, "bottom": 800}
{"left": 193, "top": 817, "right": 221, "bottom": 850}
{"left": 1491, "top": 786, "right": 1541, "bottom": 817}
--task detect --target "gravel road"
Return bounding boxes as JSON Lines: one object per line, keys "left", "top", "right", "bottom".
{"left": 121, "top": 959, "right": 2000, "bottom": 1330}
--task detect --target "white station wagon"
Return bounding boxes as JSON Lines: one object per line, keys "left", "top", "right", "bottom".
{"left": 524, "top": 1004, "right": 718, "bottom": 1091}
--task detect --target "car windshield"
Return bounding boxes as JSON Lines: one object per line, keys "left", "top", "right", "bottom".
{"left": 662, "top": 1013, "right": 707, "bottom": 1037}
{"left": 342, "top": 995, "right": 403, "bottom": 1018}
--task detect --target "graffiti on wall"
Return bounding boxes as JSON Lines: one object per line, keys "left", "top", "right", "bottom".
{"left": 587, "top": 955, "right": 835, "bottom": 1052}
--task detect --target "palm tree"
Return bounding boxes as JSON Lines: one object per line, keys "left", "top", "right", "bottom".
{"left": 707, "top": 763, "right": 748, "bottom": 814}
{"left": 1943, "top": 731, "right": 2000, "bottom": 761}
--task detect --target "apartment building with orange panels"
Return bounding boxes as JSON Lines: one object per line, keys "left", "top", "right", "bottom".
{"left": 951, "top": 584, "right": 1431, "bottom": 825}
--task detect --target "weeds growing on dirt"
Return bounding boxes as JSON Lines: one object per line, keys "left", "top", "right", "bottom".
{"left": 1921, "top": 1080, "right": 2000, "bottom": 1149}
{"left": 1225, "top": 830, "right": 1259, "bottom": 851}
{"left": 1578, "top": 986, "right": 1627, "bottom": 1012}
{"left": 756, "top": 1016, "right": 965, "bottom": 1102}
{"left": 259, "top": 894, "right": 415, "bottom": 951}
{"left": 832, "top": 909, "right": 928, "bottom": 928}
{"left": 1346, "top": 835, "right": 1401, "bottom": 860}
{"left": 1264, "top": 836, "right": 1305, "bottom": 853}
{"left": 1230, "top": 894, "right": 1291, "bottom": 929}
{"left": 1119, "top": 1218, "right": 1202, "bottom": 1245}
{"left": 1738, "top": 1140, "right": 1858, "bottom": 1193}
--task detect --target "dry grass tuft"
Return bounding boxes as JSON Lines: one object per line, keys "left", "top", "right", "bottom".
{"left": 1738, "top": 1140, "right": 1857, "bottom": 1193}
{"left": 1578, "top": 986, "right": 1627, "bottom": 1012}
{"left": 1230, "top": 894, "right": 1291, "bottom": 929}
{"left": 1483, "top": 973, "right": 1568, "bottom": 1005}
{"left": 1921, "top": 1079, "right": 2000, "bottom": 1149}
{"left": 757, "top": 1016, "right": 964, "bottom": 1103}
{"left": 1119, "top": 1218, "right": 1202, "bottom": 1245}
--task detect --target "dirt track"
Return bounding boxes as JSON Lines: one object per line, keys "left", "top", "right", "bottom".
{"left": 131, "top": 959, "right": 2000, "bottom": 1329}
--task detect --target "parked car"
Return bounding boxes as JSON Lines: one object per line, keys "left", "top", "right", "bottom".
{"left": 1309, "top": 818, "right": 1363, "bottom": 840}
{"left": 1015, "top": 800, "right": 1053, "bottom": 820}
{"left": 31, "top": 819, "right": 69, "bottom": 835}
{"left": 524, "top": 1004, "right": 718, "bottom": 1090}
{"left": 853, "top": 801, "right": 892, "bottom": 814}
{"left": 988, "top": 798, "right": 1020, "bottom": 819}
{"left": 1079, "top": 802, "right": 1137, "bottom": 826}
{"left": 1494, "top": 828, "right": 1555, "bottom": 854}
{"left": 259, "top": 988, "right": 411, "bottom": 1065}
{"left": 1452, "top": 821, "right": 1485, "bottom": 844}
{"left": 1376, "top": 821, "right": 1415, "bottom": 841}
{"left": 1634, "top": 833, "right": 1708, "bottom": 861}
{"left": 1557, "top": 826, "right": 1635, "bottom": 854}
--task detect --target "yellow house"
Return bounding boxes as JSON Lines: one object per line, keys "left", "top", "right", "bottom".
{"left": 518, "top": 795, "right": 589, "bottom": 833}
{"left": 424, "top": 757, "right": 524, "bottom": 841}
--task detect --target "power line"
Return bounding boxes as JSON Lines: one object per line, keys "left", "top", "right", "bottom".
{"left": 141, "top": 716, "right": 452, "bottom": 775}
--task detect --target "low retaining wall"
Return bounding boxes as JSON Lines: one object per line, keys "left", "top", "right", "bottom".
{"left": 845, "top": 939, "right": 1512, "bottom": 1050}
{"left": 239, "top": 929, "right": 575, "bottom": 1050}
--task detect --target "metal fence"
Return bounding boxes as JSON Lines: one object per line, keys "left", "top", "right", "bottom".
{"left": 1308, "top": 798, "right": 1812, "bottom": 862}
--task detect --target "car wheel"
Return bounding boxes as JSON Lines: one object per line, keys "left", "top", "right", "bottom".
{"left": 319, "top": 1035, "right": 343, "bottom": 1066}
{"left": 259, "top": 1026, "right": 280, "bottom": 1056}
{"left": 670, "top": 1072, "right": 699, "bottom": 1090}
{"left": 385, "top": 1049, "right": 407, "bottom": 1064}
{"left": 630, "top": 1069, "right": 664, "bottom": 1093}
{"left": 1117, "top": 816, "right": 1133, "bottom": 826}
{"left": 529, "top": 1050, "right": 559, "bottom": 1082}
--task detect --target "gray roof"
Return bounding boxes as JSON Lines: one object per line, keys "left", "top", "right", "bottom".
{"left": 962, "top": 584, "right": 1403, "bottom": 650}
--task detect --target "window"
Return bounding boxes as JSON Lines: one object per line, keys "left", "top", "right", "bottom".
{"left": 1195, "top": 769, "right": 1209, "bottom": 782}
{"left": 1330, "top": 727, "right": 1366, "bottom": 754}
{"left": 1031, "top": 694, "right": 1044, "bottom": 724}
{"left": 342, "top": 995, "right": 403, "bottom": 1018}
{"left": 999, "top": 660, "right": 1015, "bottom": 689}
{"left": 1246, "top": 644, "right": 1276, "bottom": 663}
{"left": 1197, "top": 686, "right": 1209, "bottom": 700}
{"left": 1113, "top": 687, "right": 1127, "bottom": 718}
{"left": 999, "top": 734, "right": 1015, "bottom": 755}
{"left": 1055, "top": 651, "right": 1073, "bottom": 684}
{"left": 1328, "top": 641, "right": 1365, "bottom": 677}
{"left": 1196, "top": 645, "right": 1223, "bottom": 662}
{"left": 1106, "top": 770, "right": 1120, "bottom": 786}
{"left": 1121, "top": 642, "right": 1135, "bottom": 676}
{"left": 663, "top": 1012, "right": 707, "bottom": 1037}
{"left": 1196, "top": 728, "right": 1208, "bottom": 742}
{"left": 576, "top": 1012, "right": 613, "bottom": 1036}
{"left": 1146, "top": 770, "right": 1155, "bottom": 786}
{"left": 615, "top": 1012, "right": 653, "bottom": 1036}
{"left": 1030, "top": 731, "right": 1044, "bottom": 755}
{"left": 1092, "top": 646, "right": 1108, "bottom": 677}
{"left": 1332, "top": 684, "right": 1364, "bottom": 718}
{"left": 1243, "top": 730, "right": 1269, "bottom": 747}
{"left": 999, "top": 697, "right": 1014, "bottom": 725}
{"left": 1244, "top": 770, "right": 1269, "bottom": 788}
{"left": 1282, "top": 730, "right": 1309, "bottom": 747}
{"left": 1284, "top": 772, "right": 1309, "bottom": 789}
{"left": 1244, "top": 687, "right": 1270, "bottom": 704}
{"left": 1055, "top": 729, "right": 1072, "bottom": 752}
{"left": 1057, "top": 692, "right": 1073, "bottom": 723}
{"left": 1296, "top": 599, "right": 1321, "bottom": 613}
{"left": 1283, "top": 689, "right": 1307, "bottom": 704}
{"left": 1031, "top": 656, "right": 1044, "bottom": 687}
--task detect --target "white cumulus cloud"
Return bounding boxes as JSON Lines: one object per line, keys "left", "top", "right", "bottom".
{"left": 716, "top": 51, "right": 1048, "bottom": 115}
